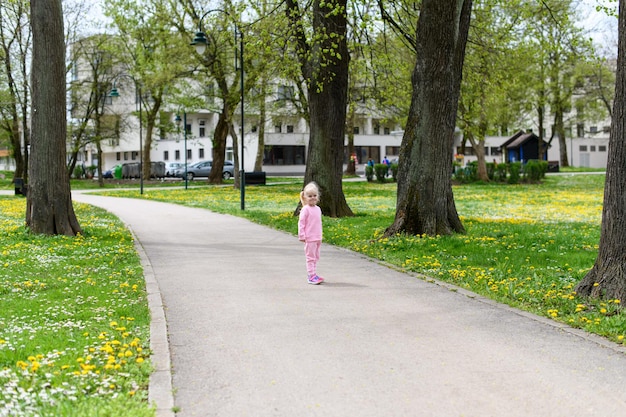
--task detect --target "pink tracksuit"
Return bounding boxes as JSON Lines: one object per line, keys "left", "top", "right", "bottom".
{"left": 298, "top": 204, "right": 322, "bottom": 277}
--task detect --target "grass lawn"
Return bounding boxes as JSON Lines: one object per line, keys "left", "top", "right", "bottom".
{"left": 0, "top": 200, "right": 153, "bottom": 416}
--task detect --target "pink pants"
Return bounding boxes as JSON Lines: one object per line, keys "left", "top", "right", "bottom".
{"left": 304, "top": 240, "right": 321, "bottom": 277}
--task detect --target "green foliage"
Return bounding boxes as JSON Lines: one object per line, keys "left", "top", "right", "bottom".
{"left": 507, "top": 162, "right": 522, "bottom": 184}
{"left": 365, "top": 165, "right": 374, "bottom": 182}
{"left": 524, "top": 159, "right": 548, "bottom": 182}
{"left": 374, "top": 163, "right": 388, "bottom": 182}
{"left": 390, "top": 163, "right": 398, "bottom": 181}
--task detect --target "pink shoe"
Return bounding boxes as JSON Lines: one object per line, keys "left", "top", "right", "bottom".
{"left": 308, "top": 275, "right": 323, "bottom": 285}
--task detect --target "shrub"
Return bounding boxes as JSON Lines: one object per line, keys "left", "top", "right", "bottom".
{"left": 494, "top": 163, "right": 507, "bottom": 182}
{"left": 508, "top": 162, "right": 522, "bottom": 184}
{"left": 374, "top": 163, "right": 388, "bottom": 183}
{"left": 365, "top": 165, "right": 374, "bottom": 182}
{"left": 524, "top": 159, "right": 548, "bottom": 182}
{"left": 390, "top": 163, "right": 399, "bottom": 182}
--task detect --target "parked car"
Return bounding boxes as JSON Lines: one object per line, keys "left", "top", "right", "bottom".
{"left": 165, "top": 162, "right": 185, "bottom": 177}
{"left": 174, "top": 160, "right": 235, "bottom": 180}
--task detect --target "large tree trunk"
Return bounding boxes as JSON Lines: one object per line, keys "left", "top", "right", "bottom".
{"left": 385, "top": 0, "right": 471, "bottom": 237}
{"left": 286, "top": 0, "right": 353, "bottom": 217}
{"left": 26, "top": 0, "right": 81, "bottom": 236}
{"left": 302, "top": 0, "right": 353, "bottom": 217}
{"left": 575, "top": 0, "right": 626, "bottom": 302}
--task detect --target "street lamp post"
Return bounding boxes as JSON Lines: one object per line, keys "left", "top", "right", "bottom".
{"left": 191, "top": 9, "right": 245, "bottom": 210}
{"left": 175, "top": 113, "right": 189, "bottom": 190}
{"left": 109, "top": 77, "right": 144, "bottom": 194}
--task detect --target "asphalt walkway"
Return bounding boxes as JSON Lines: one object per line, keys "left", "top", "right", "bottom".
{"left": 57, "top": 191, "right": 626, "bottom": 416}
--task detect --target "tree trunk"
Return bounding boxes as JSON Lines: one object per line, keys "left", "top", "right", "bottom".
{"left": 26, "top": 0, "right": 81, "bottom": 236}
{"left": 345, "top": 102, "right": 356, "bottom": 175}
{"left": 385, "top": 0, "right": 471, "bottom": 237}
{"left": 575, "top": 0, "right": 626, "bottom": 302}
{"left": 286, "top": 0, "right": 353, "bottom": 217}
{"left": 209, "top": 106, "right": 229, "bottom": 184}
{"left": 302, "top": 0, "right": 353, "bottom": 217}
{"left": 254, "top": 80, "right": 267, "bottom": 172}
{"left": 555, "top": 110, "right": 569, "bottom": 167}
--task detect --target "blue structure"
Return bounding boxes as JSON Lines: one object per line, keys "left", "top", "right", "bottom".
{"left": 500, "top": 130, "right": 549, "bottom": 163}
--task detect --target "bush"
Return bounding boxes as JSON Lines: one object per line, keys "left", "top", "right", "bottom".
{"left": 365, "top": 165, "right": 374, "bottom": 182}
{"left": 493, "top": 163, "right": 507, "bottom": 182}
{"left": 374, "top": 163, "right": 388, "bottom": 182}
{"left": 524, "top": 160, "right": 548, "bottom": 182}
{"left": 508, "top": 162, "right": 522, "bottom": 184}
{"left": 390, "top": 163, "right": 399, "bottom": 182}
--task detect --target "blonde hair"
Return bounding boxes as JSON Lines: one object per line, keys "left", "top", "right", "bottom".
{"left": 300, "top": 181, "right": 320, "bottom": 205}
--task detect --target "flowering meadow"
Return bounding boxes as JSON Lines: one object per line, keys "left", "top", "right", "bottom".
{"left": 0, "top": 199, "right": 153, "bottom": 417}
{"left": 107, "top": 173, "right": 624, "bottom": 347}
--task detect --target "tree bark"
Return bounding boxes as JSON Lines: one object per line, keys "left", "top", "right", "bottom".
{"left": 385, "top": 0, "right": 471, "bottom": 237}
{"left": 575, "top": 0, "right": 626, "bottom": 302}
{"left": 26, "top": 0, "right": 81, "bottom": 235}
{"left": 286, "top": 0, "right": 353, "bottom": 217}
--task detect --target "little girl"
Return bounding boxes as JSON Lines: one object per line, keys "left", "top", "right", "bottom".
{"left": 298, "top": 182, "right": 324, "bottom": 285}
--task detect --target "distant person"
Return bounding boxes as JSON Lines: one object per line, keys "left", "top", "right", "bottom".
{"left": 298, "top": 182, "right": 324, "bottom": 285}
{"left": 367, "top": 158, "right": 375, "bottom": 167}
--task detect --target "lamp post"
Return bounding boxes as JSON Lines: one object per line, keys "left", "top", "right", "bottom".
{"left": 191, "top": 9, "right": 245, "bottom": 210}
{"left": 109, "top": 78, "right": 144, "bottom": 194}
{"left": 175, "top": 113, "right": 188, "bottom": 190}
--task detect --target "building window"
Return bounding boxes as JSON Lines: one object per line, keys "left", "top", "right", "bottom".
{"left": 199, "top": 120, "right": 206, "bottom": 137}
{"left": 577, "top": 123, "right": 585, "bottom": 137}
{"left": 199, "top": 148, "right": 205, "bottom": 159}
{"left": 124, "top": 152, "right": 129, "bottom": 161}
{"left": 490, "top": 147, "right": 502, "bottom": 156}
{"left": 277, "top": 85, "right": 294, "bottom": 100}
{"left": 175, "top": 150, "right": 180, "bottom": 160}
{"left": 356, "top": 146, "right": 380, "bottom": 165}
{"left": 116, "top": 152, "right": 121, "bottom": 161}
{"left": 287, "top": 125, "right": 294, "bottom": 133}
{"left": 263, "top": 146, "right": 305, "bottom": 165}
{"left": 275, "top": 125, "right": 282, "bottom": 133}
{"left": 164, "top": 151, "right": 169, "bottom": 161}
{"left": 603, "top": 126, "right": 611, "bottom": 133}
{"left": 579, "top": 145, "right": 588, "bottom": 152}
{"left": 590, "top": 145, "right": 596, "bottom": 152}
{"left": 353, "top": 126, "right": 360, "bottom": 134}
{"left": 187, "top": 149, "right": 192, "bottom": 159}
{"left": 374, "top": 125, "right": 380, "bottom": 135}
{"left": 384, "top": 127, "right": 390, "bottom": 135}
{"left": 131, "top": 151, "right": 138, "bottom": 160}
{"left": 385, "top": 146, "right": 400, "bottom": 156}
{"left": 590, "top": 126, "right": 598, "bottom": 134}
{"left": 599, "top": 145, "right": 607, "bottom": 152}
{"left": 251, "top": 125, "right": 257, "bottom": 133}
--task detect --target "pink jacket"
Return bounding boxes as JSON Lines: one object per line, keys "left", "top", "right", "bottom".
{"left": 298, "top": 205, "right": 322, "bottom": 242}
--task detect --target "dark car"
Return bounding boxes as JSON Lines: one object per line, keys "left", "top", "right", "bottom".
{"left": 174, "top": 160, "right": 235, "bottom": 180}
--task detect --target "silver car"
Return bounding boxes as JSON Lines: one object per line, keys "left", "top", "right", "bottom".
{"left": 174, "top": 160, "right": 235, "bottom": 180}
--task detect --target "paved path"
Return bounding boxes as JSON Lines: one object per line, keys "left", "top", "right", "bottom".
{"left": 65, "top": 192, "right": 626, "bottom": 416}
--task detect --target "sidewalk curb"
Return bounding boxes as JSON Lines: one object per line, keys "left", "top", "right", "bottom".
{"left": 131, "top": 229, "right": 175, "bottom": 417}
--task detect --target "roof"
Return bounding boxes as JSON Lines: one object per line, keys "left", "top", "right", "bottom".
{"left": 501, "top": 130, "right": 549, "bottom": 149}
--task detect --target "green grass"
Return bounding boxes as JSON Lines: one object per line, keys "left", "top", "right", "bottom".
{"left": 0, "top": 199, "right": 153, "bottom": 417}
{"left": 99, "top": 173, "right": 624, "bottom": 347}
